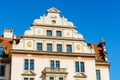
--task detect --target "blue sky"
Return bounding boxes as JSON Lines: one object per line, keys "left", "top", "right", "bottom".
{"left": 0, "top": 0, "right": 119, "bottom": 80}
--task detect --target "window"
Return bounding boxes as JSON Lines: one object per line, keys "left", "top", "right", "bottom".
{"left": 24, "top": 59, "right": 34, "bottom": 70}
{"left": 52, "top": 20, "right": 56, "bottom": 24}
{"left": 75, "top": 62, "right": 85, "bottom": 72}
{"left": 37, "top": 43, "right": 42, "bottom": 51}
{"left": 75, "top": 62, "right": 79, "bottom": 72}
{"left": 50, "top": 60, "right": 54, "bottom": 69}
{"left": 96, "top": 70, "right": 101, "bottom": 80}
{"left": 57, "top": 44, "right": 62, "bottom": 52}
{"left": 49, "top": 77, "right": 54, "bottom": 80}
{"left": 47, "top": 30, "right": 52, "bottom": 36}
{"left": 80, "top": 62, "right": 85, "bottom": 72}
{"left": 0, "top": 47, "right": 4, "bottom": 56}
{"left": 67, "top": 45, "right": 72, "bottom": 53}
{"left": 56, "top": 31, "right": 62, "bottom": 37}
{"left": 50, "top": 60, "right": 60, "bottom": 69}
{"left": 24, "top": 78, "right": 34, "bottom": 80}
{"left": 59, "top": 77, "right": 63, "bottom": 80}
{"left": 47, "top": 44, "right": 52, "bottom": 52}
{"left": 0, "top": 65, "right": 5, "bottom": 76}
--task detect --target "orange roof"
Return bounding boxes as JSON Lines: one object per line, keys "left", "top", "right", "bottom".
{"left": 0, "top": 35, "right": 20, "bottom": 55}
{"left": 92, "top": 44, "right": 105, "bottom": 61}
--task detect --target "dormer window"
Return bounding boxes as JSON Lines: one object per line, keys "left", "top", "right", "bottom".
{"left": 52, "top": 20, "right": 56, "bottom": 24}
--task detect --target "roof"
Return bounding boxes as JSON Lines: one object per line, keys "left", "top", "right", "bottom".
{"left": 0, "top": 35, "right": 20, "bottom": 55}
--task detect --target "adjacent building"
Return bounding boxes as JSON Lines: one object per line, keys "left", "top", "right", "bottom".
{"left": 0, "top": 7, "right": 110, "bottom": 80}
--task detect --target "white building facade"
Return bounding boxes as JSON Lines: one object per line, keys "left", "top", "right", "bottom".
{"left": 10, "top": 7, "right": 110, "bottom": 80}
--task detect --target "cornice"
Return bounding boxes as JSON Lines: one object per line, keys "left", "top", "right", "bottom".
{"left": 31, "top": 24, "right": 76, "bottom": 29}
{"left": 10, "top": 49, "right": 96, "bottom": 58}
{"left": 95, "top": 61, "right": 110, "bottom": 67}
{"left": 22, "top": 35, "right": 85, "bottom": 42}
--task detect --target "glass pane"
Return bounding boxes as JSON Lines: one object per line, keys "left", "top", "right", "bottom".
{"left": 67, "top": 45, "right": 72, "bottom": 53}
{"left": 59, "top": 77, "right": 63, "bottom": 80}
{"left": 0, "top": 65, "right": 5, "bottom": 76}
{"left": 75, "top": 62, "right": 79, "bottom": 72}
{"left": 24, "top": 59, "right": 28, "bottom": 70}
{"left": 24, "top": 78, "right": 28, "bottom": 80}
{"left": 50, "top": 60, "right": 54, "bottom": 69}
{"left": 0, "top": 47, "right": 4, "bottom": 56}
{"left": 30, "top": 78, "right": 34, "bottom": 80}
{"left": 57, "top": 31, "right": 62, "bottom": 37}
{"left": 47, "top": 30, "right": 52, "bottom": 36}
{"left": 56, "top": 61, "right": 60, "bottom": 68}
{"left": 50, "top": 77, "right": 54, "bottom": 80}
{"left": 80, "top": 62, "right": 85, "bottom": 72}
{"left": 47, "top": 44, "right": 52, "bottom": 52}
{"left": 57, "top": 44, "right": 62, "bottom": 52}
{"left": 37, "top": 43, "right": 42, "bottom": 51}
{"left": 30, "top": 59, "right": 34, "bottom": 70}
{"left": 96, "top": 70, "right": 101, "bottom": 80}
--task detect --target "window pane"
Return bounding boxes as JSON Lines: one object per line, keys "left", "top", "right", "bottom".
{"left": 30, "top": 59, "right": 34, "bottom": 70}
{"left": 47, "top": 30, "right": 52, "bottom": 36}
{"left": 75, "top": 62, "right": 79, "bottom": 72}
{"left": 37, "top": 43, "right": 42, "bottom": 51}
{"left": 56, "top": 31, "right": 62, "bottom": 37}
{"left": 47, "top": 44, "right": 52, "bottom": 52}
{"left": 67, "top": 45, "right": 72, "bottom": 53}
{"left": 50, "top": 77, "right": 54, "bottom": 80}
{"left": 80, "top": 62, "right": 85, "bottom": 72}
{"left": 96, "top": 70, "right": 101, "bottom": 80}
{"left": 0, "top": 47, "right": 4, "bottom": 56}
{"left": 59, "top": 77, "right": 63, "bottom": 80}
{"left": 56, "top": 61, "right": 60, "bottom": 68}
{"left": 52, "top": 20, "right": 56, "bottom": 24}
{"left": 57, "top": 44, "right": 62, "bottom": 52}
{"left": 24, "top": 59, "right": 28, "bottom": 70}
{"left": 30, "top": 78, "right": 34, "bottom": 80}
{"left": 50, "top": 60, "right": 54, "bottom": 69}
{"left": 0, "top": 65, "right": 5, "bottom": 76}
{"left": 24, "top": 78, "right": 28, "bottom": 80}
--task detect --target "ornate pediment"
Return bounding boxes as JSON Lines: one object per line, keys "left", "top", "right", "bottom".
{"left": 74, "top": 72, "right": 87, "bottom": 78}
{"left": 47, "top": 7, "right": 60, "bottom": 13}
{"left": 21, "top": 70, "right": 36, "bottom": 76}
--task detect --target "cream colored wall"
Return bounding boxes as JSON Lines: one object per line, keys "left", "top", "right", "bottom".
{"left": 0, "top": 63, "right": 10, "bottom": 80}
{"left": 96, "top": 66, "right": 110, "bottom": 80}
{"left": 11, "top": 55, "right": 97, "bottom": 80}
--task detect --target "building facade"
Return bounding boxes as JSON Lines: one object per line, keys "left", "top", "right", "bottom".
{"left": 0, "top": 7, "right": 110, "bottom": 80}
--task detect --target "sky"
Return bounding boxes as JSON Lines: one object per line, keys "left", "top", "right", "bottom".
{"left": 0, "top": 0, "right": 119, "bottom": 80}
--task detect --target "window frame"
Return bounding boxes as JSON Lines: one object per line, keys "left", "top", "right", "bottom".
{"left": 37, "top": 43, "right": 42, "bottom": 51}
{"left": 0, "top": 47, "right": 5, "bottom": 56}
{"left": 24, "top": 59, "right": 34, "bottom": 71}
{"left": 57, "top": 44, "right": 62, "bottom": 52}
{"left": 96, "top": 70, "right": 101, "bottom": 80}
{"left": 0, "top": 65, "right": 5, "bottom": 76}
{"left": 75, "top": 61, "right": 85, "bottom": 73}
{"left": 47, "top": 43, "right": 52, "bottom": 52}
{"left": 56, "top": 31, "right": 62, "bottom": 37}
{"left": 66, "top": 45, "right": 72, "bottom": 53}
{"left": 47, "top": 30, "right": 52, "bottom": 36}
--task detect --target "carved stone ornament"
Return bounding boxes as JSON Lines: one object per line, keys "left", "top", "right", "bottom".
{"left": 38, "top": 29, "right": 41, "bottom": 33}
{"left": 27, "top": 41, "right": 32, "bottom": 47}
{"left": 76, "top": 44, "right": 80, "bottom": 50}
{"left": 67, "top": 31, "right": 70, "bottom": 36}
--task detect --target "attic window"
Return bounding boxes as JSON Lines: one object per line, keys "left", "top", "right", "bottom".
{"left": 52, "top": 20, "right": 56, "bottom": 24}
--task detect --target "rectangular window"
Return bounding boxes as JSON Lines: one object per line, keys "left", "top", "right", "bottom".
{"left": 59, "top": 77, "right": 63, "bottom": 80}
{"left": 75, "top": 62, "right": 79, "bottom": 72}
{"left": 96, "top": 70, "right": 101, "bottom": 80}
{"left": 0, "top": 65, "right": 5, "bottom": 76}
{"left": 49, "top": 77, "right": 54, "bottom": 80}
{"left": 57, "top": 44, "right": 62, "bottom": 52}
{"left": 67, "top": 45, "right": 72, "bottom": 53}
{"left": 56, "top": 61, "right": 60, "bottom": 68}
{"left": 0, "top": 47, "right": 4, "bottom": 56}
{"left": 47, "top": 30, "right": 52, "bottom": 36}
{"left": 80, "top": 62, "right": 85, "bottom": 72}
{"left": 24, "top": 59, "right": 34, "bottom": 70}
{"left": 37, "top": 43, "right": 42, "bottom": 51}
{"left": 47, "top": 44, "right": 52, "bottom": 52}
{"left": 50, "top": 60, "right": 54, "bottom": 69}
{"left": 30, "top": 59, "right": 34, "bottom": 70}
{"left": 24, "top": 59, "right": 29, "bottom": 70}
{"left": 24, "top": 78, "right": 34, "bottom": 80}
{"left": 56, "top": 31, "right": 62, "bottom": 37}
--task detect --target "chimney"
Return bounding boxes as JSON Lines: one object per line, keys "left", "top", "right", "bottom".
{"left": 3, "top": 29, "right": 13, "bottom": 38}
